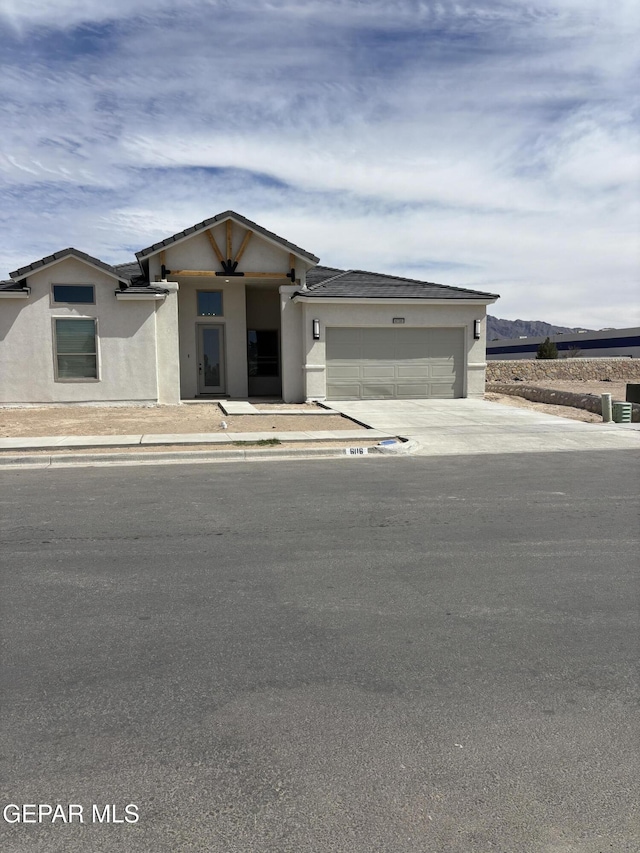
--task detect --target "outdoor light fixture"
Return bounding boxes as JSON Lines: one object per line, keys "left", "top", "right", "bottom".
{"left": 474, "top": 319, "right": 481, "bottom": 340}
{"left": 312, "top": 319, "right": 320, "bottom": 340}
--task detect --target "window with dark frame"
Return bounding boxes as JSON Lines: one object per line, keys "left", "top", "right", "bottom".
{"left": 52, "top": 284, "right": 95, "bottom": 304}
{"left": 54, "top": 318, "right": 98, "bottom": 380}
{"left": 247, "top": 330, "right": 279, "bottom": 377}
{"left": 197, "top": 291, "right": 223, "bottom": 316}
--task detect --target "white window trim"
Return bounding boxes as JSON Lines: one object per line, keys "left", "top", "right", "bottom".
{"left": 50, "top": 283, "right": 96, "bottom": 307}
{"left": 52, "top": 316, "right": 101, "bottom": 383}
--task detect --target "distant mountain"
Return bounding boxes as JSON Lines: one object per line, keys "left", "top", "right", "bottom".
{"left": 487, "top": 316, "right": 593, "bottom": 341}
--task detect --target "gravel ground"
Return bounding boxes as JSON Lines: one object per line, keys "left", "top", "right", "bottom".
{"left": 484, "top": 393, "right": 602, "bottom": 422}
{"left": 504, "top": 380, "right": 631, "bottom": 398}
{"left": 0, "top": 403, "right": 361, "bottom": 438}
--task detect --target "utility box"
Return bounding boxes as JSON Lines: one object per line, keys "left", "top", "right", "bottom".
{"left": 612, "top": 401, "right": 632, "bottom": 423}
{"left": 626, "top": 384, "right": 640, "bottom": 404}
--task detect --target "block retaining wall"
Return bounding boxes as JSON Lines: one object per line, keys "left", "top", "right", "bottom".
{"left": 486, "top": 358, "right": 640, "bottom": 383}
{"left": 486, "top": 383, "right": 640, "bottom": 423}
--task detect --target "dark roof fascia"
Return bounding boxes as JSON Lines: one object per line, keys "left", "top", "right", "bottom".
{"left": 135, "top": 210, "right": 320, "bottom": 264}
{"left": 9, "top": 248, "right": 130, "bottom": 283}
{"left": 116, "top": 285, "right": 169, "bottom": 294}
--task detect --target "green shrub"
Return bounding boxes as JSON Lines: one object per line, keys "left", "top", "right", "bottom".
{"left": 536, "top": 337, "right": 559, "bottom": 359}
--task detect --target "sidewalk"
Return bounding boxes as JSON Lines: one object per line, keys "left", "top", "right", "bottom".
{"left": 0, "top": 428, "right": 392, "bottom": 453}
{"left": 0, "top": 427, "right": 399, "bottom": 468}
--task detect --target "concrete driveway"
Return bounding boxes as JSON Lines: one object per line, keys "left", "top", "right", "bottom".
{"left": 326, "top": 398, "right": 640, "bottom": 455}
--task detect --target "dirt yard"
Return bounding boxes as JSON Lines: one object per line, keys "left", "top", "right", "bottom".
{"left": 2, "top": 380, "right": 633, "bottom": 437}
{"left": 0, "top": 403, "right": 363, "bottom": 438}
{"left": 485, "top": 379, "right": 633, "bottom": 423}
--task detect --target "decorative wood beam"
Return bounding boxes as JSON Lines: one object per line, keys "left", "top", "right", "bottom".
{"left": 241, "top": 272, "right": 291, "bottom": 279}
{"left": 159, "top": 250, "right": 166, "bottom": 265}
{"left": 234, "top": 230, "right": 253, "bottom": 264}
{"left": 169, "top": 270, "right": 290, "bottom": 279}
{"left": 226, "top": 220, "right": 233, "bottom": 260}
{"left": 205, "top": 230, "right": 225, "bottom": 264}
{"left": 170, "top": 270, "right": 220, "bottom": 277}
{"left": 288, "top": 253, "right": 297, "bottom": 282}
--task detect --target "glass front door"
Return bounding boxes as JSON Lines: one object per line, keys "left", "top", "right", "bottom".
{"left": 198, "top": 325, "right": 225, "bottom": 394}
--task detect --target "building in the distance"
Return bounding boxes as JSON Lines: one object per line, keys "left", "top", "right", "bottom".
{"left": 487, "top": 327, "right": 640, "bottom": 360}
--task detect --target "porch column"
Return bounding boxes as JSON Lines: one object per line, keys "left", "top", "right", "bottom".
{"left": 155, "top": 281, "right": 181, "bottom": 404}
{"left": 279, "top": 285, "right": 304, "bottom": 403}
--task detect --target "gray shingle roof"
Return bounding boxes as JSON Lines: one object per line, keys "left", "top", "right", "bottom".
{"left": 304, "top": 265, "right": 346, "bottom": 288}
{"left": 10, "top": 248, "right": 131, "bottom": 283}
{"left": 135, "top": 210, "right": 320, "bottom": 264}
{"left": 4, "top": 224, "right": 500, "bottom": 304}
{"left": 300, "top": 268, "right": 499, "bottom": 299}
{"left": 112, "top": 261, "right": 144, "bottom": 282}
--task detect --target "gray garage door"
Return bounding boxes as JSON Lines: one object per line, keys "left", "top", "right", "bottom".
{"left": 326, "top": 327, "right": 464, "bottom": 400}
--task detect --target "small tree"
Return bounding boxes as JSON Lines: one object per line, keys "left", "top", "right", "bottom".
{"left": 536, "top": 337, "right": 558, "bottom": 359}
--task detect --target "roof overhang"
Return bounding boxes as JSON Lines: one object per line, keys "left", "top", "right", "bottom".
{"left": 0, "top": 288, "right": 30, "bottom": 298}
{"left": 292, "top": 295, "right": 499, "bottom": 306}
{"left": 10, "top": 252, "right": 128, "bottom": 285}
{"left": 136, "top": 211, "right": 319, "bottom": 265}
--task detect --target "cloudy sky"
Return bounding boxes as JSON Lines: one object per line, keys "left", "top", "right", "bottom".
{"left": 0, "top": 0, "right": 638, "bottom": 328}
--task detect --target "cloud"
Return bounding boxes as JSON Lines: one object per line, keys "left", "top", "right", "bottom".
{"left": 0, "top": 0, "right": 638, "bottom": 327}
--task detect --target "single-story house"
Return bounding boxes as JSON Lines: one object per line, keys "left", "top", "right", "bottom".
{"left": 0, "top": 210, "right": 499, "bottom": 405}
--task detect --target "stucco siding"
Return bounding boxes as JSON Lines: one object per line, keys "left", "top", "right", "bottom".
{"left": 0, "top": 258, "right": 160, "bottom": 404}
{"left": 176, "top": 277, "right": 248, "bottom": 398}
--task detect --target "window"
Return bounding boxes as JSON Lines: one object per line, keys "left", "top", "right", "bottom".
{"left": 54, "top": 318, "right": 98, "bottom": 380}
{"left": 197, "top": 291, "right": 223, "bottom": 316}
{"left": 52, "top": 284, "right": 95, "bottom": 304}
{"left": 248, "top": 330, "right": 279, "bottom": 377}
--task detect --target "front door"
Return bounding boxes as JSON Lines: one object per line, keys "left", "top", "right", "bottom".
{"left": 198, "top": 325, "right": 225, "bottom": 394}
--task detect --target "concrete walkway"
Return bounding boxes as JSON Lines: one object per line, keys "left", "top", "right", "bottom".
{"left": 325, "top": 398, "right": 640, "bottom": 456}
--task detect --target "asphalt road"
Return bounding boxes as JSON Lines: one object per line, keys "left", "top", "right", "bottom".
{"left": 1, "top": 451, "right": 638, "bottom": 852}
